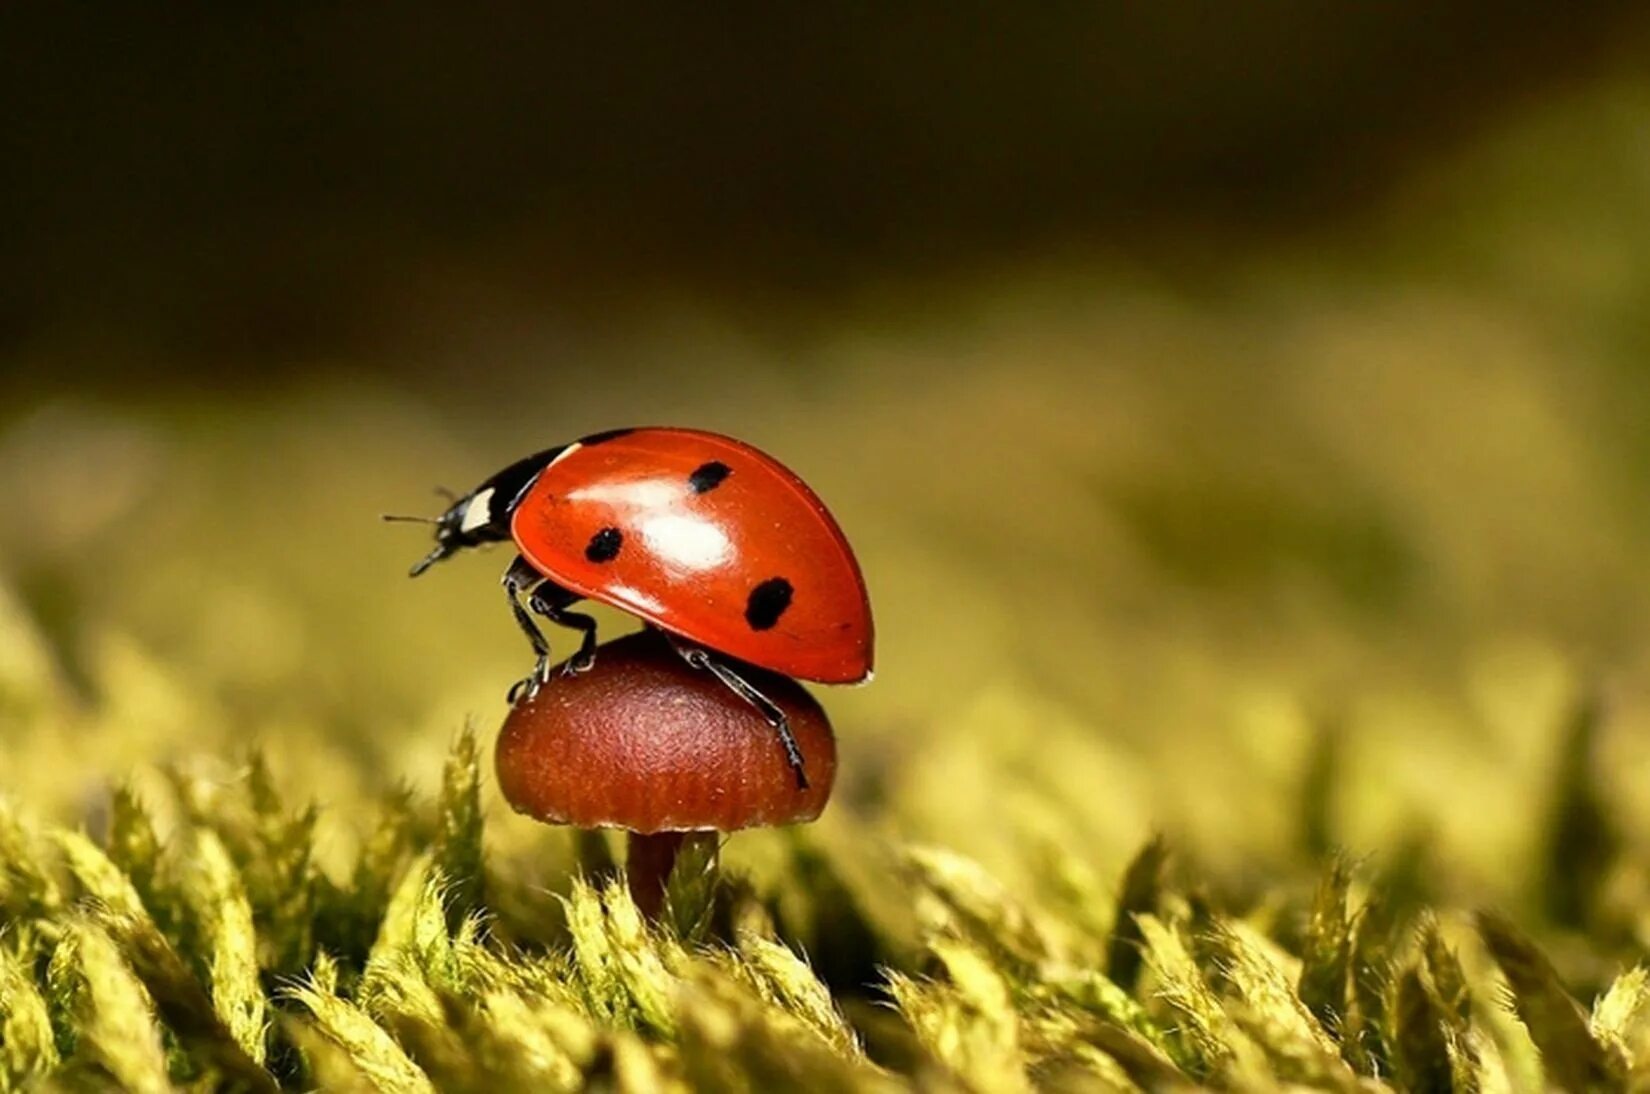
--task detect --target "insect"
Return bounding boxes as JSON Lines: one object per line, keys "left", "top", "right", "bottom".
{"left": 387, "top": 427, "right": 874, "bottom": 786}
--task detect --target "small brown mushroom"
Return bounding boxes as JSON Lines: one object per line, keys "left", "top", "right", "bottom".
{"left": 496, "top": 629, "right": 836, "bottom": 917}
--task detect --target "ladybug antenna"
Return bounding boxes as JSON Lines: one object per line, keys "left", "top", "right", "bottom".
{"left": 434, "top": 485, "right": 459, "bottom": 503}
{"left": 381, "top": 513, "right": 439, "bottom": 525}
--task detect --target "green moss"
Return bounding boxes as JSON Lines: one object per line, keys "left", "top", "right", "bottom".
{"left": 0, "top": 665, "right": 1647, "bottom": 1089}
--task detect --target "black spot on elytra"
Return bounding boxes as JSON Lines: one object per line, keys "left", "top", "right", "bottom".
{"left": 580, "top": 428, "right": 635, "bottom": 445}
{"left": 745, "top": 577, "right": 793, "bottom": 630}
{"left": 585, "top": 527, "right": 623, "bottom": 563}
{"left": 688, "top": 460, "right": 732, "bottom": 494}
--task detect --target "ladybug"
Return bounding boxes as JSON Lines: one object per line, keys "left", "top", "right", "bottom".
{"left": 389, "top": 427, "right": 873, "bottom": 786}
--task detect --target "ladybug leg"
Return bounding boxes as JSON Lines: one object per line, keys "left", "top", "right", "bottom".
{"left": 668, "top": 639, "right": 809, "bottom": 790}
{"left": 526, "top": 582, "right": 599, "bottom": 675}
{"left": 502, "top": 557, "right": 553, "bottom": 702}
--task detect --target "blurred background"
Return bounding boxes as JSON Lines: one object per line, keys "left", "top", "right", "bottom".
{"left": 6, "top": 5, "right": 1650, "bottom": 938}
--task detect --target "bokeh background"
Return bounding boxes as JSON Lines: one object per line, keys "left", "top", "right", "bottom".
{"left": 7, "top": 5, "right": 1650, "bottom": 947}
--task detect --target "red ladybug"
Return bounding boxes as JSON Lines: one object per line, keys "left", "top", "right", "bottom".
{"left": 390, "top": 427, "right": 873, "bottom": 786}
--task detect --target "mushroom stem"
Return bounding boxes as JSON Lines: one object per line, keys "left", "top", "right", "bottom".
{"left": 627, "top": 830, "right": 723, "bottom": 921}
{"left": 627, "top": 831, "right": 688, "bottom": 918}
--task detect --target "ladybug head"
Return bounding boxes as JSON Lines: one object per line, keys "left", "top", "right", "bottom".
{"left": 384, "top": 489, "right": 489, "bottom": 577}
{"left": 387, "top": 444, "right": 570, "bottom": 577}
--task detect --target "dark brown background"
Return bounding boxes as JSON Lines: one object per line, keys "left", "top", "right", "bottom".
{"left": 4, "top": 4, "right": 1645, "bottom": 388}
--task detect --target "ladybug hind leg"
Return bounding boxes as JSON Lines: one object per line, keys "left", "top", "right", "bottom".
{"left": 669, "top": 638, "right": 809, "bottom": 790}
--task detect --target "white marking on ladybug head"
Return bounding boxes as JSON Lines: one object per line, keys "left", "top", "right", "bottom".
{"left": 460, "top": 488, "right": 496, "bottom": 533}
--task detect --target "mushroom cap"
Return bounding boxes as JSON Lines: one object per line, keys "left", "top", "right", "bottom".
{"left": 495, "top": 629, "right": 836, "bottom": 832}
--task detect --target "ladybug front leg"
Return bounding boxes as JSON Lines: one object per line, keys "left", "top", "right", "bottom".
{"left": 526, "top": 582, "right": 599, "bottom": 675}
{"left": 667, "top": 638, "right": 809, "bottom": 790}
{"left": 503, "top": 556, "right": 553, "bottom": 702}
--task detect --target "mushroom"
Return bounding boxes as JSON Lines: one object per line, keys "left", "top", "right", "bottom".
{"left": 496, "top": 629, "right": 836, "bottom": 918}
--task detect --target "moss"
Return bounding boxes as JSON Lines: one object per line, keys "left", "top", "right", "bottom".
{"left": 0, "top": 683, "right": 1646, "bottom": 1090}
